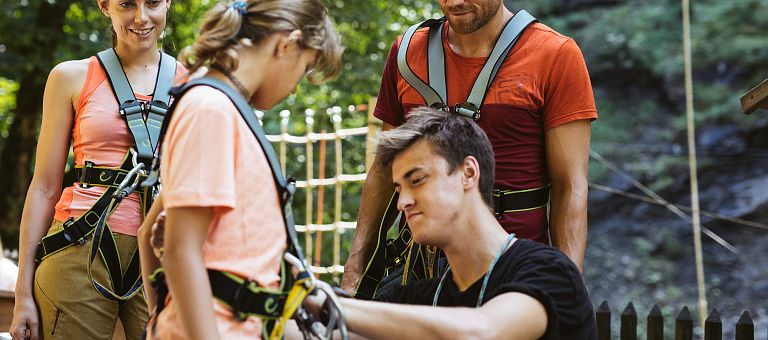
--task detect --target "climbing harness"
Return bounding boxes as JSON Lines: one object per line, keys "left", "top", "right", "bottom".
{"left": 34, "top": 48, "right": 177, "bottom": 303}
{"left": 354, "top": 11, "right": 547, "bottom": 300}
{"left": 432, "top": 233, "right": 516, "bottom": 307}
{"left": 396, "top": 10, "right": 537, "bottom": 121}
{"left": 144, "top": 77, "right": 347, "bottom": 339}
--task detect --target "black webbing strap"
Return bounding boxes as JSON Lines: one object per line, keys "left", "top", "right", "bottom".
{"left": 35, "top": 155, "right": 135, "bottom": 264}
{"left": 396, "top": 10, "right": 537, "bottom": 120}
{"left": 208, "top": 269, "right": 288, "bottom": 320}
{"left": 96, "top": 48, "right": 177, "bottom": 166}
{"left": 74, "top": 161, "right": 148, "bottom": 190}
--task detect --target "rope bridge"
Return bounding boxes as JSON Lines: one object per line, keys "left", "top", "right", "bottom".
{"left": 256, "top": 99, "right": 380, "bottom": 279}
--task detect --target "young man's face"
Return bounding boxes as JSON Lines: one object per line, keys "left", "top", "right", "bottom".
{"left": 438, "top": 0, "right": 502, "bottom": 34}
{"left": 392, "top": 140, "right": 465, "bottom": 246}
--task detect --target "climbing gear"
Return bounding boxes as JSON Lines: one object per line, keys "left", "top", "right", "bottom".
{"left": 433, "top": 233, "right": 516, "bottom": 307}
{"left": 354, "top": 185, "right": 549, "bottom": 300}
{"left": 144, "top": 77, "right": 347, "bottom": 339}
{"left": 35, "top": 48, "right": 177, "bottom": 303}
{"left": 396, "top": 10, "right": 537, "bottom": 121}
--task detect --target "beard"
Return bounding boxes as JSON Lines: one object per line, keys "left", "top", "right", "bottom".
{"left": 442, "top": 0, "right": 502, "bottom": 34}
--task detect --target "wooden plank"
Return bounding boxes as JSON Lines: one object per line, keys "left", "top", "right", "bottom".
{"left": 0, "top": 290, "right": 13, "bottom": 332}
{"left": 735, "top": 311, "right": 754, "bottom": 340}
{"left": 675, "top": 306, "right": 693, "bottom": 340}
{"left": 647, "top": 304, "right": 664, "bottom": 340}
{"left": 596, "top": 300, "right": 611, "bottom": 340}
{"left": 620, "top": 302, "right": 637, "bottom": 340}
{"left": 705, "top": 309, "right": 722, "bottom": 340}
{"left": 740, "top": 79, "right": 768, "bottom": 114}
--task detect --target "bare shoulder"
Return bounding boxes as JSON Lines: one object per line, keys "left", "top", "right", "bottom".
{"left": 47, "top": 58, "right": 90, "bottom": 105}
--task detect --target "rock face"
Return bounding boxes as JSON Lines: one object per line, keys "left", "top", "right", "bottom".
{"left": 583, "top": 121, "right": 768, "bottom": 338}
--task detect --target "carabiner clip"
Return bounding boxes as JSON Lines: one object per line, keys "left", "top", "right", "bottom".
{"left": 114, "top": 163, "right": 145, "bottom": 199}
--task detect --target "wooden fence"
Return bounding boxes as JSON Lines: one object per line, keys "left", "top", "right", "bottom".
{"left": 595, "top": 301, "right": 760, "bottom": 340}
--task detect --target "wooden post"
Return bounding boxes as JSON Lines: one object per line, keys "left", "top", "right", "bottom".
{"left": 704, "top": 309, "right": 722, "bottom": 340}
{"left": 735, "top": 311, "right": 754, "bottom": 340}
{"left": 621, "top": 302, "right": 637, "bottom": 340}
{"left": 675, "top": 306, "right": 693, "bottom": 340}
{"left": 304, "top": 109, "right": 315, "bottom": 260}
{"left": 596, "top": 301, "right": 611, "bottom": 340}
{"left": 740, "top": 79, "right": 768, "bottom": 114}
{"left": 365, "top": 97, "right": 380, "bottom": 171}
{"left": 647, "top": 304, "right": 664, "bottom": 340}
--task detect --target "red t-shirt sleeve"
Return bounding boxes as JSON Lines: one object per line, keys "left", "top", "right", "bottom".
{"left": 374, "top": 39, "right": 407, "bottom": 127}
{"left": 542, "top": 38, "right": 598, "bottom": 130}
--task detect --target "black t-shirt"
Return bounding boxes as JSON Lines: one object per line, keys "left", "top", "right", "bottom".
{"left": 375, "top": 239, "right": 596, "bottom": 339}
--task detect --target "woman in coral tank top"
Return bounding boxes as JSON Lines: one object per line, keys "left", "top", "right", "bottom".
{"left": 10, "top": 0, "right": 185, "bottom": 339}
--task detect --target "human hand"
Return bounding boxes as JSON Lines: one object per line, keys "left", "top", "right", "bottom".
{"left": 150, "top": 211, "right": 166, "bottom": 258}
{"left": 10, "top": 297, "right": 38, "bottom": 340}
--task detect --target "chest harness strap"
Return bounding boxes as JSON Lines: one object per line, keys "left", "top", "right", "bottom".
{"left": 397, "top": 10, "right": 537, "bottom": 120}
{"left": 144, "top": 78, "right": 344, "bottom": 340}
{"left": 35, "top": 49, "right": 177, "bottom": 304}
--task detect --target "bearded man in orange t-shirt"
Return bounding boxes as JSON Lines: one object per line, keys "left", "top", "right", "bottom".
{"left": 343, "top": 0, "right": 597, "bottom": 297}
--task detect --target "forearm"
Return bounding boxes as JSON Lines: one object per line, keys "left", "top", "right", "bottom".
{"left": 341, "top": 298, "right": 493, "bottom": 340}
{"left": 15, "top": 182, "right": 60, "bottom": 298}
{"left": 343, "top": 159, "right": 394, "bottom": 285}
{"left": 163, "top": 243, "right": 219, "bottom": 340}
{"left": 549, "top": 182, "right": 588, "bottom": 271}
{"left": 138, "top": 195, "right": 164, "bottom": 310}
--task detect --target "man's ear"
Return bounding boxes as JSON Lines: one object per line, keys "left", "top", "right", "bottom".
{"left": 274, "top": 29, "right": 303, "bottom": 58}
{"left": 462, "top": 156, "right": 481, "bottom": 189}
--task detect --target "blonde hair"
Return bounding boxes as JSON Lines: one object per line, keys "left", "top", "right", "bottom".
{"left": 180, "top": 0, "right": 342, "bottom": 83}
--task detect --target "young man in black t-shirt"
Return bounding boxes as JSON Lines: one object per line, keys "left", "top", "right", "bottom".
{"left": 305, "top": 107, "right": 595, "bottom": 339}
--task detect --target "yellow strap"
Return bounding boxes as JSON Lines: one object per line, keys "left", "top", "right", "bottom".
{"left": 269, "top": 278, "right": 315, "bottom": 339}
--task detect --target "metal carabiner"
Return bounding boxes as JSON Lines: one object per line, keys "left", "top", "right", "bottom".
{"left": 114, "top": 163, "right": 145, "bottom": 199}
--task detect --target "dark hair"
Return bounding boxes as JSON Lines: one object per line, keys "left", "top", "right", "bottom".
{"left": 180, "top": 0, "right": 342, "bottom": 83}
{"left": 376, "top": 107, "right": 496, "bottom": 209}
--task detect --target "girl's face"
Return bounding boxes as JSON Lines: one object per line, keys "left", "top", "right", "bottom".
{"left": 99, "top": 0, "right": 170, "bottom": 51}
{"left": 251, "top": 45, "right": 319, "bottom": 109}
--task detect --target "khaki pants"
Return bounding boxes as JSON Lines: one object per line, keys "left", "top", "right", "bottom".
{"left": 33, "top": 220, "right": 148, "bottom": 339}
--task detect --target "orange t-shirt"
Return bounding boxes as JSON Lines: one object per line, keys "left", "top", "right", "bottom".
{"left": 53, "top": 56, "right": 186, "bottom": 236}
{"left": 154, "top": 86, "right": 287, "bottom": 339}
{"left": 375, "top": 21, "right": 598, "bottom": 243}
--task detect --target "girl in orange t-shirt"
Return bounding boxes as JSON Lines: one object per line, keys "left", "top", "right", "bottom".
{"left": 10, "top": 1, "right": 185, "bottom": 339}
{"left": 137, "top": 1, "right": 341, "bottom": 339}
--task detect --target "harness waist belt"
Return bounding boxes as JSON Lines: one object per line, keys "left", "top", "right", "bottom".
{"left": 492, "top": 185, "right": 550, "bottom": 216}
{"left": 207, "top": 269, "right": 288, "bottom": 320}
{"left": 75, "top": 162, "right": 148, "bottom": 190}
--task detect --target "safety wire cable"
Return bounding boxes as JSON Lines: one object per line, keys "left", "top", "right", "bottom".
{"left": 681, "top": 0, "right": 707, "bottom": 328}
{"left": 588, "top": 183, "right": 768, "bottom": 232}
{"left": 590, "top": 150, "right": 736, "bottom": 253}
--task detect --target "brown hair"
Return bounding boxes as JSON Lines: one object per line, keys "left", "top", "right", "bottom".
{"left": 180, "top": 0, "right": 342, "bottom": 83}
{"left": 376, "top": 107, "right": 496, "bottom": 209}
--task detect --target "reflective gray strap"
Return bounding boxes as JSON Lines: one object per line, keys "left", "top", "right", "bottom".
{"left": 465, "top": 10, "right": 536, "bottom": 108}
{"left": 397, "top": 19, "right": 445, "bottom": 107}
{"left": 146, "top": 52, "right": 177, "bottom": 151}
{"left": 153, "top": 52, "right": 176, "bottom": 105}
{"left": 96, "top": 49, "right": 135, "bottom": 105}
{"left": 427, "top": 22, "right": 447, "bottom": 105}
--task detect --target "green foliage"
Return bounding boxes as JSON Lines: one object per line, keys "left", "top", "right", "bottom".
{"left": 0, "top": 78, "right": 18, "bottom": 144}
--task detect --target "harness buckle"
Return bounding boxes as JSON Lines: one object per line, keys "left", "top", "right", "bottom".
{"left": 146, "top": 100, "right": 168, "bottom": 116}
{"left": 493, "top": 189, "right": 505, "bottom": 220}
{"left": 62, "top": 217, "right": 88, "bottom": 246}
{"left": 283, "top": 176, "right": 297, "bottom": 205}
{"left": 452, "top": 102, "right": 481, "bottom": 121}
{"left": 79, "top": 161, "right": 95, "bottom": 188}
{"left": 119, "top": 100, "right": 145, "bottom": 118}
{"left": 232, "top": 278, "right": 254, "bottom": 322}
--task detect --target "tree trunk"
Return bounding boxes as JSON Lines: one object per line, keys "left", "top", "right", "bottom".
{"left": 0, "top": 0, "right": 72, "bottom": 246}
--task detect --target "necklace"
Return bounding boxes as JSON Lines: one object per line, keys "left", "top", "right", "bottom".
{"left": 432, "top": 233, "right": 516, "bottom": 307}
{"left": 210, "top": 64, "right": 251, "bottom": 99}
